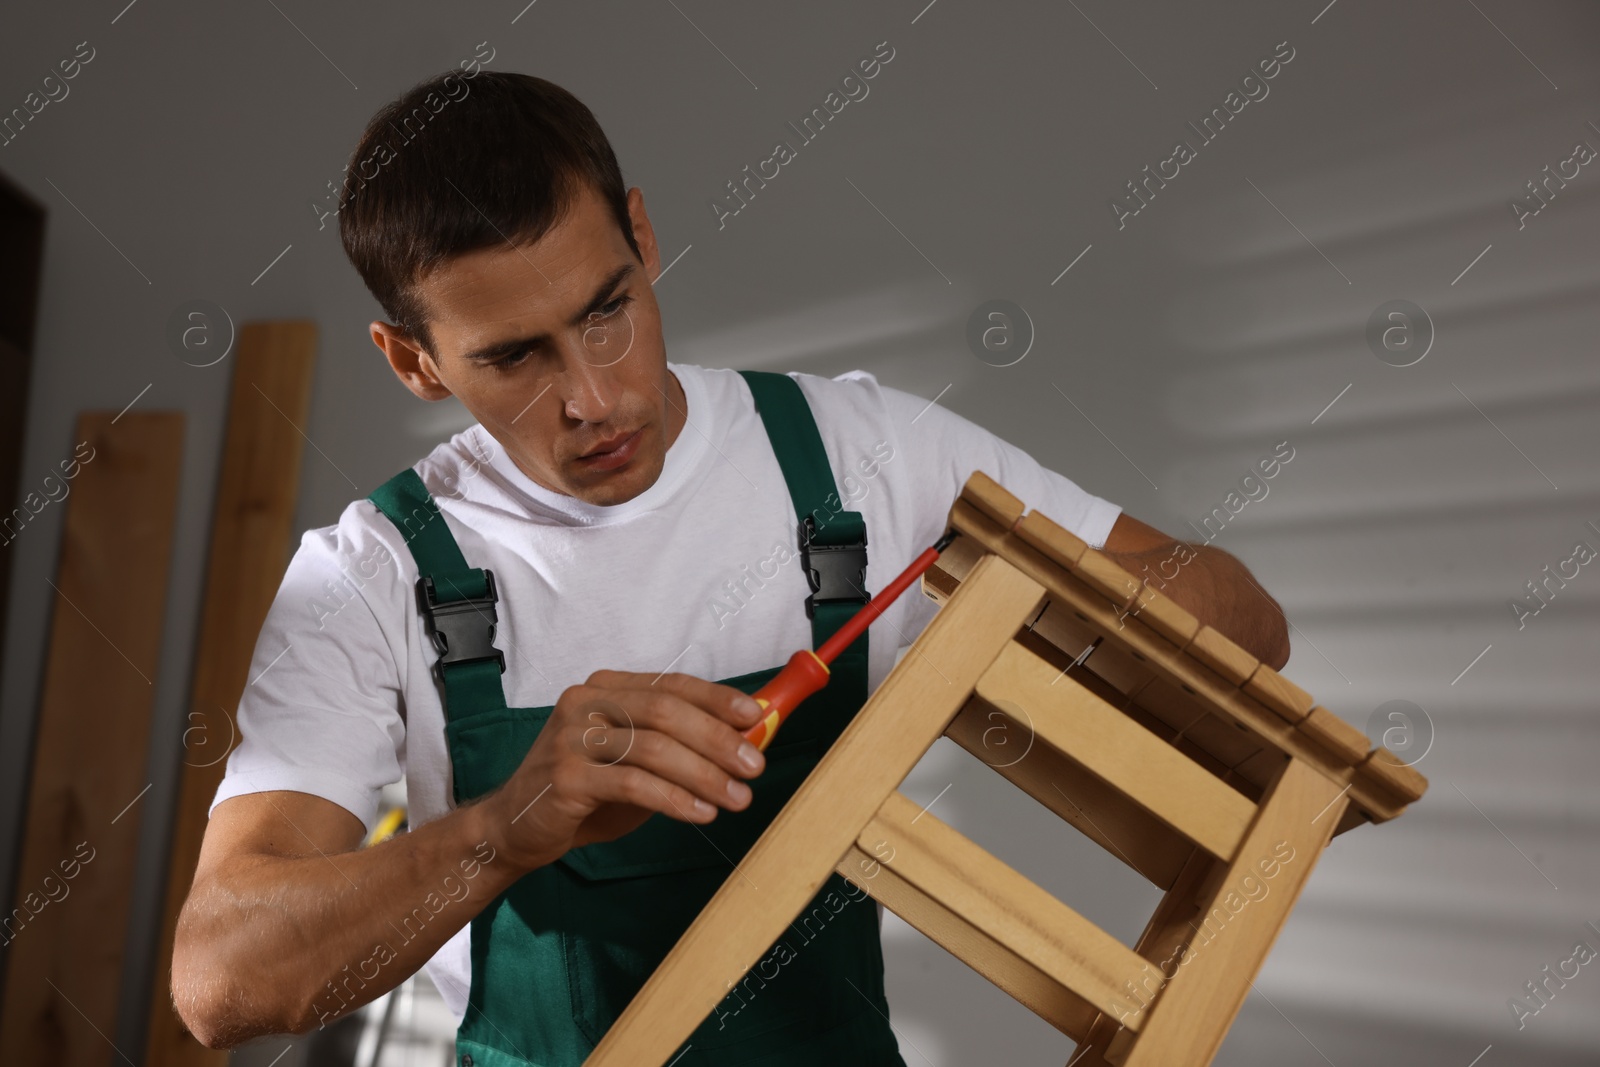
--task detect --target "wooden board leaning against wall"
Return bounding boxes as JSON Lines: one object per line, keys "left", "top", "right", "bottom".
{"left": 145, "top": 320, "right": 317, "bottom": 1067}
{"left": 0, "top": 411, "right": 184, "bottom": 1067}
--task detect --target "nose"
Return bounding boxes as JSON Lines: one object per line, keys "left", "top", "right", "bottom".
{"left": 559, "top": 344, "right": 621, "bottom": 424}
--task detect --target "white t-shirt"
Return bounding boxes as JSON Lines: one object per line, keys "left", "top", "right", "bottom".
{"left": 210, "top": 361, "right": 1121, "bottom": 1021}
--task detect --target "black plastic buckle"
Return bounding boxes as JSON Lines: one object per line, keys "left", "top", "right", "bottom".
{"left": 799, "top": 514, "right": 868, "bottom": 619}
{"left": 417, "top": 570, "right": 507, "bottom": 674}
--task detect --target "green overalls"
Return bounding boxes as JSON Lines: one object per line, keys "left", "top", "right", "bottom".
{"left": 368, "top": 371, "right": 907, "bottom": 1067}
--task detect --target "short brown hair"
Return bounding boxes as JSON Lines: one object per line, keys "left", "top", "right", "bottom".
{"left": 337, "top": 71, "right": 642, "bottom": 356}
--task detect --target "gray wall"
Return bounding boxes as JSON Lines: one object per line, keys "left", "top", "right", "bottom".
{"left": 2, "top": 1, "right": 1597, "bottom": 1064}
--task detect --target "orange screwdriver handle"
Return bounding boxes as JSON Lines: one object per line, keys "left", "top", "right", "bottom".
{"left": 742, "top": 648, "right": 830, "bottom": 751}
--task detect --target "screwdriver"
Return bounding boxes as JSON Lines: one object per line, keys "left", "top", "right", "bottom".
{"left": 742, "top": 529, "right": 960, "bottom": 751}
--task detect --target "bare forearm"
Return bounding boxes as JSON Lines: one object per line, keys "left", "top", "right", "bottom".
{"left": 173, "top": 797, "right": 532, "bottom": 1046}
{"left": 1106, "top": 542, "right": 1290, "bottom": 668}
{"left": 175, "top": 665, "right": 775, "bottom": 1047}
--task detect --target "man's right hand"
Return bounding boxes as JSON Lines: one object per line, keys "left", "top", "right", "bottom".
{"left": 482, "top": 669, "right": 770, "bottom": 870}
{"left": 174, "top": 670, "right": 770, "bottom": 1046}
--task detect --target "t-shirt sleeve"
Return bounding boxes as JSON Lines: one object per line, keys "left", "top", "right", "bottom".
{"left": 863, "top": 372, "right": 1123, "bottom": 550}
{"left": 208, "top": 502, "right": 409, "bottom": 836}
{"left": 837, "top": 370, "right": 1123, "bottom": 645}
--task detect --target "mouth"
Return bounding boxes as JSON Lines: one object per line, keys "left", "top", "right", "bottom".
{"left": 580, "top": 429, "right": 638, "bottom": 458}
{"left": 576, "top": 428, "right": 642, "bottom": 470}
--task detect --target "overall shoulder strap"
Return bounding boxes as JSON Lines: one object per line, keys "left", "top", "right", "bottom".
{"left": 368, "top": 468, "right": 508, "bottom": 719}
{"left": 738, "top": 370, "right": 869, "bottom": 656}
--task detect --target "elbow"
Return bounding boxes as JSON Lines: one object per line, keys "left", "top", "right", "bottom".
{"left": 171, "top": 945, "right": 246, "bottom": 1050}
{"left": 184, "top": 1021, "right": 236, "bottom": 1052}
{"left": 171, "top": 966, "right": 304, "bottom": 1050}
{"left": 171, "top": 921, "right": 302, "bottom": 1048}
{"left": 171, "top": 981, "right": 238, "bottom": 1051}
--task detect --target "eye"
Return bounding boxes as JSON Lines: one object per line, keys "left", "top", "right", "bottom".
{"left": 592, "top": 293, "right": 632, "bottom": 321}
{"left": 491, "top": 349, "right": 530, "bottom": 373}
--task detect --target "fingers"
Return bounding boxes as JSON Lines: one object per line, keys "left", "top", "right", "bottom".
{"left": 563, "top": 685, "right": 765, "bottom": 821}
{"left": 587, "top": 668, "right": 765, "bottom": 730}
{"left": 593, "top": 760, "right": 725, "bottom": 826}
{"left": 579, "top": 672, "right": 766, "bottom": 782}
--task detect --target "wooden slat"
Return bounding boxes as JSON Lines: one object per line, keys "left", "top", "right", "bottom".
{"left": 1125, "top": 584, "right": 1200, "bottom": 650}
{"left": 1243, "top": 664, "right": 1315, "bottom": 725}
{"left": 835, "top": 844, "right": 1103, "bottom": 1041}
{"left": 1015, "top": 508, "right": 1088, "bottom": 569}
{"left": 1074, "top": 549, "right": 1142, "bottom": 611}
{"left": 860, "top": 792, "right": 1152, "bottom": 1029}
{"left": 1298, "top": 706, "right": 1370, "bottom": 765}
{"left": 0, "top": 412, "right": 185, "bottom": 1067}
{"left": 1356, "top": 748, "right": 1428, "bottom": 807}
{"left": 946, "top": 697, "right": 1194, "bottom": 890}
{"left": 145, "top": 322, "right": 317, "bottom": 1067}
{"left": 585, "top": 552, "right": 1048, "bottom": 1064}
{"left": 1187, "top": 626, "right": 1258, "bottom": 687}
{"left": 975, "top": 641, "right": 1257, "bottom": 863}
{"left": 961, "top": 468, "right": 1025, "bottom": 528}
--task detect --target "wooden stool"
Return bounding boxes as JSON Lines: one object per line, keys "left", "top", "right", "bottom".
{"left": 584, "top": 471, "right": 1427, "bottom": 1067}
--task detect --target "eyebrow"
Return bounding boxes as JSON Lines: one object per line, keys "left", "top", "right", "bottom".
{"left": 457, "top": 262, "right": 636, "bottom": 365}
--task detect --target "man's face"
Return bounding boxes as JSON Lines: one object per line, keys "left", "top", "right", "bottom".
{"left": 372, "top": 182, "right": 683, "bottom": 507}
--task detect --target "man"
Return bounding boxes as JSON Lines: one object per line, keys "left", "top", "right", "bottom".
{"left": 172, "top": 71, "right": 1289, "bottom": 1064}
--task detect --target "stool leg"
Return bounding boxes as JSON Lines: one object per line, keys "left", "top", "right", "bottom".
{"left": 1070, "top": 759, "right": 1349, "bottom": 1067}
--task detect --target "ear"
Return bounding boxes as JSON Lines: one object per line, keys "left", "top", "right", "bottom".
{"left": 626, "top": 186, "right": 663, "bottom": 282}
{"left": 371, "top": 321, "right": 453, "bottom": 401}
